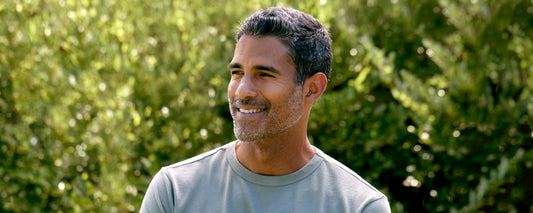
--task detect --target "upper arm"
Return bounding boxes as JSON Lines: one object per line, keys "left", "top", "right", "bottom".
{"left": 139, "top": 169, "right": 175, "bottom": 213}
{"left": 361, "top": 196, "right": 391, "bottom": 213}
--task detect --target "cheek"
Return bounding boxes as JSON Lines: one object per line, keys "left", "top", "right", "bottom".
{"left": 265, "top": 88, "right": 292, "bottom": 105}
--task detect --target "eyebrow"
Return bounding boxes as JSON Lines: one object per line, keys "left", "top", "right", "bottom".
{"left": 229, "top": 63, "right": 280, "bottom": 75}
{"left": 229, "top": 63, "right": 241, "bottom": 69}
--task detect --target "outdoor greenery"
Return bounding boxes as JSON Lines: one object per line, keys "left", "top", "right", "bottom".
{"left": 1, "top": 0, "right": 532, "bottom": 212}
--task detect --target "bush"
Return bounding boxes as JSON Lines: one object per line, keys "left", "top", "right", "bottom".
{"left": 1, "top": 0, "right": 532, "bottom": 212}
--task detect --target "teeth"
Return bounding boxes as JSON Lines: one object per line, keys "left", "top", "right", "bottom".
{"left": 239, "top": 108, "right": 262, "bottom": 113}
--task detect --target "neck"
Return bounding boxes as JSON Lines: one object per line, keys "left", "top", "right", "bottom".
{"left": 235, "top": 127, "right": 315, "bottom": 176}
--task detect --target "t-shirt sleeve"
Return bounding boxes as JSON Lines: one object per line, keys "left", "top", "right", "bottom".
{"left": 139, "top": 169, "right": 174, "bottom": 213}
{"left": 361, "top": 196, "right": 391, "bottom": 213}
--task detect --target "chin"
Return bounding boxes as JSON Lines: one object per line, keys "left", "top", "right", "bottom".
{"left": 235, "top": 133, "right": 262, "bottom": 143}
{"left": 234, "top": 129, "right": 268, "bottom": 143}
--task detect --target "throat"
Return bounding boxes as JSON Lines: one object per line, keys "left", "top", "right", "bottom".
{"left": 235, "top": 140, "right": 315, "bottom": 176}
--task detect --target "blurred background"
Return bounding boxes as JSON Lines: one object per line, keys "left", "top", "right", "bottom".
{"left": 1, "top": 0, "right": 532, "bottom": 212}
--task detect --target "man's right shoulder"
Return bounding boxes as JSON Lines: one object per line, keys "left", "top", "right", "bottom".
{"left": 160, "top": 142, "right": 233, "bottom": 174}
{"left": 140, "top": 142, "right": 235, "bottom": 213}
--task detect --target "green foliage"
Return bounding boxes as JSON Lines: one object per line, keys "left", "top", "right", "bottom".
{"left": 1, "top": 0, "right": 532, "bottom": 212}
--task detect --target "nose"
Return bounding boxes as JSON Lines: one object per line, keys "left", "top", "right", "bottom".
{"left": 234, "top": 75, "right": 258, "bottom": 100}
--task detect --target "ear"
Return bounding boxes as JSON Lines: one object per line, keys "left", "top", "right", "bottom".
{"left": 304, "top": 72, "right": 328, "bottom": 104}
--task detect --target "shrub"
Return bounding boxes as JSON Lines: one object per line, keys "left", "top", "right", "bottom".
{"left": 1, "top": 0, "right": 531, "bottom": 212}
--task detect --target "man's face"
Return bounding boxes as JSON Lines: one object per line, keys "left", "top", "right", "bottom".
{"left": 228, "top": 35, "right": 305, "bottom": 142}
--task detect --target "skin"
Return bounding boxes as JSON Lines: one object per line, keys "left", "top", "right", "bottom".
{"left": 228, "top": 35, "right": 328, "bottom": 176}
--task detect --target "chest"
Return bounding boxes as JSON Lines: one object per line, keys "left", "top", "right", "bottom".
{"left": 173, "top": 175, "right": 357, "bottom": 213}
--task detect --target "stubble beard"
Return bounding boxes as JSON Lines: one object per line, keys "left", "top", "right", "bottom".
{"left": 231, "top": 87, "right": 304, "bottom": 143}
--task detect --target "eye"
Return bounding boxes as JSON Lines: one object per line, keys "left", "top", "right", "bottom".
{"left": 259, "top": 72, "right": 275, "bottom": 78}
{"left": 231, "top": 70, "right": 244, "bottom": 76}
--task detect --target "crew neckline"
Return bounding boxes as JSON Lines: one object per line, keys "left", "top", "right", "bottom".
{"left": 226, "top": 141, "right": 323, "bottom": 187}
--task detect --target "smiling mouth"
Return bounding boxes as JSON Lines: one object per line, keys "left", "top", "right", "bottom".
{"left": 238, "top": 108, "right": 267, "bottom": 114}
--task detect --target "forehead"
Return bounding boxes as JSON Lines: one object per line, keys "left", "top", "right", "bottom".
{"left": 231, "top": 35, "right": 295, "bottom": 70}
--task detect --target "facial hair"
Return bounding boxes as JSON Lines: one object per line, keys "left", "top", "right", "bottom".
{"left": 230, "top": 86, "right": 304, "bottom": 142}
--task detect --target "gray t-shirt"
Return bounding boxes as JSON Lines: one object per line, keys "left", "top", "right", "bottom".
{"left": 140, "top": 141, "right": 390, "bottom": 213}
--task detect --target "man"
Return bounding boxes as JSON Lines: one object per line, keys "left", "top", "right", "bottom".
{"left": 140, "top": 7, "right": 390, "bottom": 213}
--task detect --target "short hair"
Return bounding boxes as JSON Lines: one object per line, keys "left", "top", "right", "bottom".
{"left": 237, "top": 7, "right": 332, "bottom": 84}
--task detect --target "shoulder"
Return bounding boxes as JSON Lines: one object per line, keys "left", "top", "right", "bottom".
{"left": 160, "top": 142, "right": 232, "bottom": 179}
{"left": 315, "top": 148, "right": 382, "bottom": 193}
{"left": 314, "top": 148, "right": 390, "bottom": 211}
{"left": 166, "top": 143, "right": 229, "bottom": 168}
{"left": 140, "top": 142, "right": 234, "bottom": 212}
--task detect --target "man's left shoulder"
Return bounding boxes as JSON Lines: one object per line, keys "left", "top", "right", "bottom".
{"left": 313, "top": 149, "right": 391, "bottom": 212}
{"left": 317, "top": 149, "right": 390, "bottom": 213}
{"left": 315, "top": 149, "right": 386, "bottom": 196}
